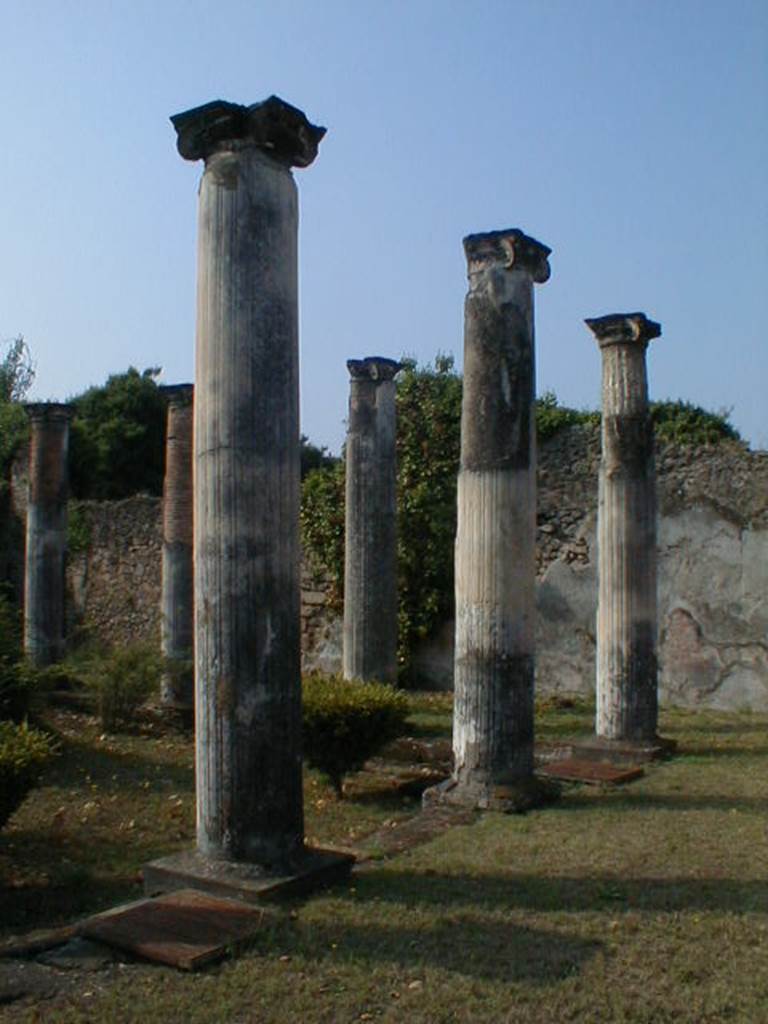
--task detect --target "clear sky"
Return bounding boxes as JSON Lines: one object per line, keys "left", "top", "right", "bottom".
{"left": 1, "top": 0, "right": 766, "bottom": 452}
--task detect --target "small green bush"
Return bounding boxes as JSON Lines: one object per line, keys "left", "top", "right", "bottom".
{"left": 302, "top": 675, "right": 409, "bottom": 797}
{"left": 0, "top": 589, "right": 29, "bottom": 723}
{"left": 0, "top": 720, "right": 57, "bottom": 829}
{"left": 79, "top": 643, "right": 164, "bottom": 732}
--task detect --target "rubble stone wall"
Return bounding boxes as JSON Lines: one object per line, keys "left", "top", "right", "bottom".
{"left": 5, "top": 427, "right": 767, "bottom": 708}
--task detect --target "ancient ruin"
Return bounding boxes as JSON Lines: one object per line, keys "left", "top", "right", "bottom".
{"left": 585, "top": 312, "right": 662, "bottom": 744}
{"left": 427, "top": 228, "right": 552, "bottom": 810}
{"left": 145, "top": 96, "right": 351, "bottom": 898}
{"left": 159, "top": 383, "right": 194, "bottom": 710}
{"left": 343, "top": 356, "right": 401, "bottom": 684}
{"left": 23, "top": 403, "right": 72, "bottom": 667}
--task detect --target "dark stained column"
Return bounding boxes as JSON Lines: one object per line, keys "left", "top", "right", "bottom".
{"left": 429, "top": 229, "right": 553, "bottom": 812}
{"left": 24, "top": 403, "right": 72, "bottom": 666}
{"left": 159, "top": 383, "right": 194, "bottom": 710}
{"left": 586, "top": 312, "right": 661, "bottom": 743}
{"left": 343, "top": 356, "right": 401, "bottom": 684}
{"left": 145, "top": 96, "right": 353, "bottom": 897}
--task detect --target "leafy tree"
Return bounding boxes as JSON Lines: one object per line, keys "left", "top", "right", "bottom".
{"left": 395, "top": 355, "right": 462, "bottom": 680}
{"left": 300, "top": 434, "right": 337, "bottom": 480}
{"left": 0, "top": 336, "right": 35, "bottom": 476}
{"left": 69, "top": 367, "right": 166, "bottom": 499}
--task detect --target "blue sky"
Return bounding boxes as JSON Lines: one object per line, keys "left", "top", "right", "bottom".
{"left": 1, "top": 0, "right": 766, "bottom": 451}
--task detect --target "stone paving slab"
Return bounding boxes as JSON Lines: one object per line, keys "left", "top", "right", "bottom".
{"left": 79, "top": 889, "right": 268, "bottom": 971}
{"left": 537, "top": 758, "right": 644, "bottom": 785}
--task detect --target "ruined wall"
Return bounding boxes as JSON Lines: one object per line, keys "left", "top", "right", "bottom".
{"left": 309, "top": 428, "right": 768, "bottom": 710}
{"left": 5, "top": 428, "right": 767, "bottom": 708}
{"left": 66, "top": 497, "right": 162, "bottom": 645}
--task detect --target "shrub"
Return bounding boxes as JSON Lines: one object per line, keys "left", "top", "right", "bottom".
{"left": 650, "top": 400, "right": 741, "bottom": 445}
{"left": 302, "top": 675, "right": 409, "bottom": 797}
{"left": 79, "top": 643, "right": 164, "bottom": 732}
{"left": 0, "top": 589, "right": 29, "bottom": 723}
{"left": 535, "top": 390, "right": 600, "bottom": 440}
{"left": 0, "top": 720, "right": 57, "bottom": 829}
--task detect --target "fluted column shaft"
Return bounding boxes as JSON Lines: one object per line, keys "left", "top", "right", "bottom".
{"left": 587, "top": 312, "right": 661, "bottom": 742}
{"left": 452, "top": 229, "right": 550, "bottom": 802}
{"left": 24, "top": 403, "right": 72, "bottom": 666}
{"left": 343, "top": 357, "right": 401, "bottom": 684}
{"left": 172, "top": 97, "right": 325, "bottom": 867}
{"left": 160, "top": 384, "right": 194, "bottom": 708}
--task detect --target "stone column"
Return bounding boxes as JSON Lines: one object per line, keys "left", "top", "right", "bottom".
{"left": 24, "top": 403, "right": 72, "bottom": 667}
{"left": 145, "top": 96, "right": 352, "bottom": 898}
{"left": 429, "top": 229, "right": 553, "bottom": 812}
{"left": 159, "top": 384, "right": 194, "bottom": 710}
{"left": 586, "top": 312, "right": 661, "bottom": 744}
{"left": 343, "top": 356, "right": 401, "bottom": 684}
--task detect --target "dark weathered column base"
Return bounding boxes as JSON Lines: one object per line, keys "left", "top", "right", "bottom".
{"left": 422, "top": 775, "right": 559, "bottom": 815}
{"left": 143, "top": 846, "right": 354, "bottom": 904}
{"left": 570, "top": 736, "right": 677, "bottom": 765}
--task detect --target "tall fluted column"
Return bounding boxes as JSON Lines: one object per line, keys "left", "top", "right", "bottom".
{"left": 160, "top": 383, "right": 194, "bottom": 710}
{"left": 586, "top": 312, "right": 661, "bottom": 743}
{"left": 431, "top": 229, "right": 552, "bottom": 812}
{"left": 343, "top": 356, "right": 401, "bottom": 684}
{"left": 173, "top": 98, "right": 324, "bottom": 872}
{"left": 24, "top": 403, "right": 72, "bottom": 666}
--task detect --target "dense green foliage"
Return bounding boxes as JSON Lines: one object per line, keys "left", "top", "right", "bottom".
{"left": 300, "top": 461, "right": 346, "bottom": 607}
{"left": 536, "top": 390, "right": 600, "bottom": 439}
{"left": 395, "top": 356, "right": 463, "bottom": 679}
{"left": 0, "top": 589, "right": 26, "bottom": 722}
{"left": 69, "top": 367, "right": 166, "bottom": 499}
{"left": 77, "top": 643, "right": 164, "bottom": 732}
{"left": 650, "top": 399, "right": 740, "bottom": 444}
{"left": 300, "top": 434, "right": 337, "bottom": 479}
{"left": 302, "top": 674, "right": 409, "bottom": 797}
{"left": 0, "top": 720, "right": 57, "bottom": 829}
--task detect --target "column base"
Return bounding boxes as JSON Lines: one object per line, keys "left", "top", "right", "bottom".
{"left": 143, "top": 845, "right": 354, "bottom": 904}
{"left": 422, "top": 775, "right": 559, "bottom": 814}
{"left": 570, "top": 735, "right": 677, "bottom": 765}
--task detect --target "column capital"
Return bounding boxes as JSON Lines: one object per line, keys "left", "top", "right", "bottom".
{"left": 160, "top": 383, "right": 194, "bottom": 407}
{"left": 463, "top": 228, "right": 551, "bottom": 284}
{"left": 585, "top": 312, "right": 661, "bottom": 349}
{"left": 171, "top": 96, "right": 326, "bottom": 167}
{"left": 346, "top": 357, "right": 402, "bottom": 383}
{"left": 24, "top": 402, "right": 73, "bottom": 424}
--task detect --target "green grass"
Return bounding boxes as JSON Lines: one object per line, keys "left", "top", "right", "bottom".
{"left": 1, "top": 699, "right": 767, "bottom": 1023}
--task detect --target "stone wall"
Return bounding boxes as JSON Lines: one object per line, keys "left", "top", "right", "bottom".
{"left": 67, "top": 497, "right": 162, "bottom": 645}
{"left": 412, "top": 429, "right": 768, "bottom": 709}
{"left": 5, "top": 427, "right": 767, "bottom": 709}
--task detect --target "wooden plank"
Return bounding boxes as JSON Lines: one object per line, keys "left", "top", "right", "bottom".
{"left": 537, "top": 758, "right": 644, "bottom": 786}
{"left": 79, "top": 889, "right": 267, "bottom": 971}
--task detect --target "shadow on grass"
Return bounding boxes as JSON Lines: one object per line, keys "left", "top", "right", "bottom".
{"left": 38, "top": 735, "right": 194, "bottom": 794}
{"left": 551, "top": 789, "right": 768, "bottom": 814}
{"left": 270, "top": 913, "right": 602, "bottom": 985}
{"left": 0, "top": 875, "right": 143, "bottom": 935}
{"left": 352, "top": 869, "right": 767, "bottom": 915}
{"left": 673, "top": 744, "right": 768, "bottom": 759}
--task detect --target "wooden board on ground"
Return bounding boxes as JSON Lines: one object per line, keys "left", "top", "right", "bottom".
{"left": 537, "top": 758, "right": 644, "bottom": 786}
{"left": 79, "top": 889, "right": 267, "bottom": 971}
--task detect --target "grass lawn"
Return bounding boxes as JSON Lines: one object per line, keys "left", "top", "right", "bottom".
{"left": 1, "top": 695, "right": 766, "bottom": 1023}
